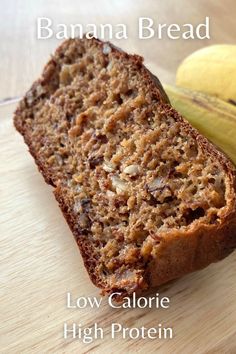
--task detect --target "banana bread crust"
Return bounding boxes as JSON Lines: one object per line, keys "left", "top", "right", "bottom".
{"left": 14, "top": 37, "right": 236, "bottom": 298}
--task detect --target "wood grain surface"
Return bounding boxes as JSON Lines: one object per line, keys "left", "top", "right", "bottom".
{"left": 1, "top": 1, "right": 236, "bottom": 353}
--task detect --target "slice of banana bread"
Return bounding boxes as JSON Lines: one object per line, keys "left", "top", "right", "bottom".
{"left": 14, "top": 37, "right": 236, "bottom": 297}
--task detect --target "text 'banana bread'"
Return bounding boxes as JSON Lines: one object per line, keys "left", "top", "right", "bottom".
{"left": 14, "top": 38, "right": 236, "bottom": 297}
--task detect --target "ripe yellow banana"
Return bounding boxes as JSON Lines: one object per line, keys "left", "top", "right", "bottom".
{"left": 176, "top": 45, "right": 236, "bottom": 104}
{"left": 164, "top": 84, "right": 236, "bottom": 165}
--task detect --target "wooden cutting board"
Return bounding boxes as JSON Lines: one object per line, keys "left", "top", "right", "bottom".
{"left": 1, "top": 99, "right": 236, "bottom": 354}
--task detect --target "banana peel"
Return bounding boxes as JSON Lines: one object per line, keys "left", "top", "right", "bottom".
{"left": 164, "top": 84, "right": 236, "bottom": 165}
{"left": 176, "top": 45, "right": 236, "bottom": 104}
